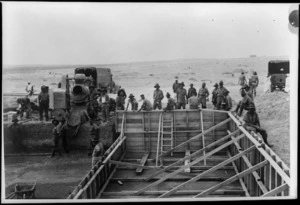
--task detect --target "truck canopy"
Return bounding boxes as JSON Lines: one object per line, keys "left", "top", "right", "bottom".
{"left": 268, "top": 60, "right": 289, "bottom": 75}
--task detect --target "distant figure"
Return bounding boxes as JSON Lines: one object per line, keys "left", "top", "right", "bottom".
{"left": 88, "top": 118, "right": 100, "bottom": 156}
{"left": 92, "top": 139, "right": 105, "bottom": 167}
{"left": 126, "top": 94, "right": 139, "bottom": 111}
{"left": 7, "top": 114, "right": 25, "bottom": 150}
{"left": 216, "top": 81, "right": 229, "bottom": 110}
{"left": 243, "top": 104, "right": 273, "bottom": 147}
{"left": 176, "top": 82, "right": 187, "bottom": 109}
{"left": 100, "top": 89, "right": 110, "bottom": 122}
{"left": 188, "top": 92, "right": 200, "bottom": 109}
{"left": 187, "top": 84, "right": 197, "bottom": 100}
{"left": 211, "top": 83, "right": 219, "bottom": 109}
{"left": 17, "top": 97, "right": 31, "bottom": 119}
{"left": 198, "top": 82, "right": 209, "bottom": 109}
{"left": 116, "top": 88, "right": 127, "bottom": 110}
{"left": 224, "top": 91, "right": 232, "bottom": 111}
{"left": 138, "top": 94, "right": 153, "bottom": 112}
{"left": 25, "top": 82, "right": 34, "bottom": 96}
{"left": 38, "top": 86, "right": 50, "bottom": 121}
{"left": 249, "top": 71, "right": 259, "bottom": 97}
{"left": 238, "top": 72, "right": 247, "bottom": 87}
{"left": 172, "top": 79, "right": 180, "bottom": 94}
{"left": 163, "top": 92, "right": 176, "bottom": 112}
{"left": 51, "top": 119, "right": 62, "bottom": 157}
{"left": 235, "top": 89, "right": 255, "bottom": 116}
{"left": 153, "top": 83, "right": 164, "bottom": 110}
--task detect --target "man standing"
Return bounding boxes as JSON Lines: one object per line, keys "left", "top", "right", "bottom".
{"left": 38, "top": 86, "right": 50, "bottom": 121}
{"left": 88, "top": 85, "right": 100, "bottom": 119}
{"left": 25, "top": 82, "right": 34, "bottom": 96}
{"left": 88, "top": 118, "right": 100, "bottom": 156}
{"left": 198, "top": 82, "right": 209, "bottom": 109}
{"left": 241, "top": 84, "right": 253, "bottom": 100}
{"left": 249, "top": 71, "right": 259, "bottom": 97}
{"left": 243, "top": 104, "right": 273, "bottom": 147}
{"left": 176, "top": 82, "right": 187, "bottom": 109}
{"left": 216, "top": 81, "right": 229, "bottom": 110}
{"left": 188, "top": 93, "right": 200, "bottom": 109}
{"left": 7, "top": 114, "right": 25, "bottom": 150}
{"left": 125, "top": 94, "right": 139, "bottom": 111}
{"left": 138, "top": 94, "right": 153, "bottom": 112}
{"left": 238, "top": 72, "right": 247, "bottom": 87}
{"left": 116, "top": 88, "right": 127, "bottom": 110}
{"left": 211, "top": 83, "right": 219, "bottom": 109}
{"left": 153, "top": 83, "right": 164, "bottom": 110}
{"left": 187, "top": 84, "right": 197, "bottom": 100}
{"left": 235, "top": 89, "right": 255, "bottom": 117}
{"left": 224, "top": 91, "right": 232, "bottom": 111}
{"left": 51, "top": 119, "right": 63, "bottom": 157}
{"left": 163, "top": 92, "right": 176, "bottom": 111}
{"left": 100, "top": 89, "right": 110, "bottom": 122}
{"left": 173, "top": 79, "right": 180, "bottom": 94}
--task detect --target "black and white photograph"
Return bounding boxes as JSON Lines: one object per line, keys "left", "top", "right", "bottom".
{"left": 1, "top": 2, "right": 298, "bottom": 202}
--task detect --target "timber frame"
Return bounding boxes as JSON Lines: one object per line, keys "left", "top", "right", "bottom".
{"left": 68, "top": 109, "right": 291, "bottom": 200}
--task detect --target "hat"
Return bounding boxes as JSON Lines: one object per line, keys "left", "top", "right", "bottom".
{"left": 129, "top": 93, "right": 135, "bottom": 98}
{"left": 140, "top": 94, "right": 145, "bottom": 97}
{"left": 248, "top": 103, "right": 255, "bottom": 109}
{"left": 180, "top": 82, "right": 185, "bottom": 86}
{"left": 190, "top": 83, "right": 193, "bottom": 86}
{"left": 219, "top": 80, "right": 224, "bottom": 85}
{"left": 154, "top": 83, "right": 160, "bottom": 88}
{"left": 214, "top": 83, "right": 219, "bottom": 87}
{"left": 52, "top": 119, "right": 59, "bottom": 125}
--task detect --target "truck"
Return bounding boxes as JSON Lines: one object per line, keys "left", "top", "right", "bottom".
{"left": 268, "top": 60, "right": 289, "bottom": 92}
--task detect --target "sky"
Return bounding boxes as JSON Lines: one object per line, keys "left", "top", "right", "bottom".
{"left": 2, "top": 2, "right": 298, "bottom": 65}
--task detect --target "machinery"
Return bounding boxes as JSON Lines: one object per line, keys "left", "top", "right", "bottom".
{"left": 268, "top": 60, "right": 289, "bottom": 92}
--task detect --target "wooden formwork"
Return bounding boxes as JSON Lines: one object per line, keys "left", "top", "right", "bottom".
{"left": 68, "top": 110, "right": 290, "bottom": 200}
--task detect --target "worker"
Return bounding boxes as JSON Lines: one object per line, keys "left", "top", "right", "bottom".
{"left": 216, "top": 81, "right": 229, "bottom": 110}
{"left": 249, "top": 71, "right": 259, "bottom": 97}
{"left": 25, "top": 82, "right": 34, "bottom": 96}
{"left": 91, "top": 138, "right": 105, "bottom": 167}
{"left": 243, "top": 104, "right": 273, "bottom": 147}
{"left": 211, "top": 83, "right": 219, "bottom": 109}
{"left": 235, "top": 89, "right": 255, "bottom": 117}
{"left": 138, "top": 94, "right": 153, "bottom": 112}
{"left": 88, "top": 118, "right": 100, "bottom": 156}
{"left": 163, "top": 92, "right": 176, "bottom": 111}
{"left": 100, "top": 89, "right": 110, "bottom": 122}
{"left": 38, "top": 85, "right": 50, "bottom": 121}
{"left": 88, "top": 85, "right": 100, "bottom": 119}
{"left": 51, "top": 119, "right": 62, "bottom": 157}
{"left": 240, "top": 84, "right": 253, "bottom": 100}
{"left": 176, "top": 82, "right": 187, "bottom": 109}
{"left": 125, "top": 93, "right": 139, "bottom": 111}
{"left": 116, "top": 88, "right": 127, "bottom": 110}
{"left": 153, "top": 83, "right": 164, "bottom": 110}
{"left": 16, "top": 96, "right": 31, "bottom": 120}
{"left": 172, "top": 79, "right": 180, "bottom": 94}
{"left": 188, "top": 92, "right": 200, "bottom": 109}
{"left": 224, "top": 91, "right": 232, "bottom": 111}
{"left": 187, "top": 84, "right": 197, "bottom": 100}
{"left": 7, "top": 114, "right": 25, "bottom": 150}
{"left": 198, "top": 82, "right": 209, "bottom": 109}
{"left": 238, "top": 72, "right": 247, "bottom": 87}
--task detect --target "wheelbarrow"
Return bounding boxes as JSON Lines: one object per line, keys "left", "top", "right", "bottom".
{"left": 14, "top": 181, "right": 36, "bottom": 199}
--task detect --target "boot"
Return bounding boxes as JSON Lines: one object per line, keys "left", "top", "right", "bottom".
{"left": 262, "top": 135, "right": 273, "bottom": 147}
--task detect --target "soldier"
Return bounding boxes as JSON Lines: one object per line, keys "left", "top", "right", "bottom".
{"left": 38, "top": 86, "right": 50, "bottom": 121}
{"left": 187, "top": 84, "right": 197, "bottom": 100}
{"left": 238, "top": 72, "right": 247, "bottom": 87}
{"left": 138, "top": 94, "right": 153, "bottom": 112}
{"left": 51, "top": 119, "right": 62, "bottom": 157}
{"left": 216, "top": 81, "right": 229, "bottom": 110}
{"left": 172, "top": 79, "right": 180, "bottom": 94}
{"left": 125, "top": 94, "right": 139, "bottom": 111}
{"left": 249, "top": 71, "right": 259, "bottom": 97}
{"left": 100, "top": 89, "right": 110, "bottom": 122}
{"left": 116, "top": 88, "right": 127, "bottom": 110}
{"left": 235, "top": 89, "right": 255, "bottom": 117}
{"left": 88, "top": 118, "right": 100, "bottom": 156}
{"left": 7, "top": 114, "right": 25, "bottom": 150}
{"left": 176, "top": 82, "right": 187, "bottom": 109}
{"left": 224, "top": 91, "right": 232, "bottom": 111}
{"left": 153, "top": 83, "right": 164, "bottom": 110}
{"left": 25, "top": 82, "right": 34, "bottom": 96}
{"left": 198, "top": 82, "right": 209, "bottom": 109}
{"left": 211, "top": 83, "right": 219, "bottom": 109}
{"left": 243, "top": 104, "right": 273, "bottom": 147}
{"left": 240, "top": 84, "right": 253, "bottom": 100}
{"left": 88, "top": 85, "right": 100, "bottom": 119}
{"left": 163, "top": 92, "right": 176, "bottom": 112}
{"left": 16, "top": 96, "right": 31, "bottom": 120}
{"left": 188, "top": 92, "right": 200, "bottom": 109}
{"left": 91, "top": 138, "right": 105, "bottom": 167}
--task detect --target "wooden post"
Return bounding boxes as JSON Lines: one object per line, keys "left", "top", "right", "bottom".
{"left": 200, "top": 110, "right": 206, "bottom": 166}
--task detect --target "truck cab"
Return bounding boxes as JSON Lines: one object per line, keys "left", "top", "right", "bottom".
{"left": 268, "top": 60, "right": 289, "bottom": 92}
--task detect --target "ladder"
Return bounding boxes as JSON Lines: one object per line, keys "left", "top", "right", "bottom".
{"left": 160, "top": 115, "right": 174, "bottom": 157}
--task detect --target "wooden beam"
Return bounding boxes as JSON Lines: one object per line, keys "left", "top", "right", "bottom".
{"left": 158, "top": 145, "right": 255, "bottom": 198}
{"left": 152, "top": 118, "right": 232, "bottom": 162}
{"left": 156, "top": 113, "right": 162, "bottom": 166}
{"left": 193, "top": 160, "right": 269, "bottom": 197}
{"left": 145, "top": 130, "right": 241, "bottom": 181}
{"left": 200, "top": 110, "right": 207, "bottom": 166}
{"left": 135, "top": 134, "right": 245, "bottom": 195}
{"left": 136, "top": 152, "right": 150, "bottom": 174}
{"left": 184, "top": 150, "right": 191, "bottom": 173}
{"left": 108, "top": 160, "right": 155, "bottom": 170}
{"left": 261, "top": 184, "right": 289, "bottom": 197}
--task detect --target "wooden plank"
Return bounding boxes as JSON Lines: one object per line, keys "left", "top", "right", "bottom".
{"left": 159, "top": 145, "right": 255, "bottom": 198}
{"left": 156, "top": 113, "right": 162, "bottom": 166}
{"left": 200, "top": 110, "right": 207, "bottom": 166}
{"left": 193, "top": 160, "right": 269, "bottom": 197}
{"left": 261, "top": 184, "right": 289, "bottom": 197}
{"left": 184, "top": 150, "right": 191, "bottom": 173}
{"left": 108, "top": 160, "right": 155, "bottom": 170}
{"left": 136, "top": 134, "right": 245, "bottom": 195}
{"left": 136, "top": 152, "right": 150, "bottom": 174}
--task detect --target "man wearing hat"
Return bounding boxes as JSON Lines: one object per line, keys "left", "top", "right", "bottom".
{"left": 125, "top": 94, "right": 139, "bottom": 111}
{"left": 138, "top": 94, "right": 153, "bottom": 112}
{"left": 7, "top": 114, "right": 25, "bottom": 150}
{"left": 173, "top": 78, "right": 180, "bottom": 94}
{"left": 187, "top": 84, "right": 197, "bottom": 100}
{"left": 176, "top": 82, "right": 187, "bottom": 109}
{"left": 211, "top": 83, "right": 219, "bottom": 109}
{"left": 163, "top": 92, "right": 176, "bottom": 111}
{"left": 243, "top": 103, "right": 273, "bottom": 147}
{"left": 240, "top": 84, "right": 253, "bottom": 100}
{"left": 216, "top": 81, "right": 229, "bottom": 110}
{"left": 100, "top": 89, "right": 110, "bottom": 122}
{"left": 51, "top": 119, "right": 63, "bottom": 157}
{"left": 238, "top": 72, "right": 247, "bottom": 87}
{"left": 153, "top": 83, "right": 164, "bottom": 110}
{"left": 198, "top": 82, "right": 209, "bottom": 109}
{"left": 235, "top": 89, "right": 255, "bottom": 116}
{"left": 38, "top": 85, "right": 50, "bottom": 121}
{"left": 249, "top": 71, "right": 259, "bottom": 97}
